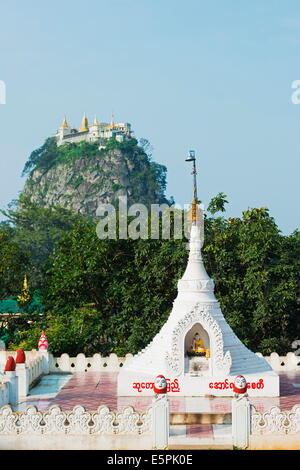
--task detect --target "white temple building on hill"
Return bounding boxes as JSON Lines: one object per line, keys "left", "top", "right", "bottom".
{"left": 117, "top": 153, "right": 279, "bottom": 397}
{"left": 55, "top": 114, "right": 133, "bottom": 147}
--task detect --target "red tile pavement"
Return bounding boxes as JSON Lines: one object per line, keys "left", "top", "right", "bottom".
{"left": 20, "top": 371, "right": 300, "bottom": 413}
{"left": 186, "top": 425, "right": 213, "bottom": 438}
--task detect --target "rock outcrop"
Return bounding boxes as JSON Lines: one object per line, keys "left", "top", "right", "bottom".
{"left": 23, "top": 139, "right": 169, "bottom": 216}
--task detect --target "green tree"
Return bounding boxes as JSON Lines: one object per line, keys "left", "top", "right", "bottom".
{"left": 1, "top": 196, "right": 85, "bottom": 289}
{"left": 22, "top": 137, "right": 58, "bottom": 176}
{"left": 4, "top": 195, "right": 299, "bottom": 357}
{"left": 0, "top": 230, "right": 31, "bottom": 299}
{"left": 203, "top": 206, "right": 300, "bottom": 354}
{"left": 37, "top": 219, "right": 187, "bottom": 355}
{"left": 207, "top": 192, "right": 229, "bottom": 214}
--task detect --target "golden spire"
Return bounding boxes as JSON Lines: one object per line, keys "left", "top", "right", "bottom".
{"left": 93, "top": 115, "right": 100, "bottom": 126}
{"left": 23, "top": 275, "right": 28, "bottom": 291}
{"left": 109, "top": 112, "right": 115, "bottom": 129}
{"left": 17, "top": 275, "right": 31, "bottom": 305}
{"left": 61, "top": 116, "right": 69, "bottom": 128}
{"left": 191, "top": 188, "right": 198, "bottom": 222}
{"left": 79, "top": 113, "right": 89, "bottom": 132}
{"left": 186, "top": 150, "right": 199, "bottom": 223}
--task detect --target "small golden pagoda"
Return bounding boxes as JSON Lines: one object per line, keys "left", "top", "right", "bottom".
{"left": 61, "top": 116, "right": 69, "bottom": 128}
{"left": 17, "top": 275, "right": 31, "bottom": 305}
{"left": 79, "top": 113, "right": 89, "bottom": 132}
{"left": 108, "top": 112, "right": 115, "bottom": 129}
{"left": 93, "top": 115, "right": 100, "bottom": 126}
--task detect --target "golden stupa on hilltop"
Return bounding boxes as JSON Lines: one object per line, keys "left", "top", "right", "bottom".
{"left": 79, "top": 113, "right": 89, "bottom": 132}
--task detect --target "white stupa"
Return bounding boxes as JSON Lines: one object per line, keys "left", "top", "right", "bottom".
{"left": 118, "top": 153, "right": 279, "bottom": 397}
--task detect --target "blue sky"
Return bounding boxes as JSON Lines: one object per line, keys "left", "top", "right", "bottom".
{"left": 0, "top": 0, "right": 299, "bottom": 234}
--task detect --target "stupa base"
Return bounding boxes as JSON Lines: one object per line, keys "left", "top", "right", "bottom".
{"left": 117, "top": 370, "right": 279, "bottom": 397}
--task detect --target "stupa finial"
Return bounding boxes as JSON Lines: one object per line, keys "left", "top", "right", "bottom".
{"left": 61, "top": 115, "right": 69, "bottom": 128}
{"left": 185, "top": 150, "right": 199, "bottom": 223}
{"left": 79, "top": 113, "right": 89, "bottom": 132}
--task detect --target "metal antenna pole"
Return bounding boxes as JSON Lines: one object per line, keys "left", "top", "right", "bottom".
{"left": 185, "top": 150, "right": 197, "bottom": 202}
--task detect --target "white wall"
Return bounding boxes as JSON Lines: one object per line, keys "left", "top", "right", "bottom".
{"left": 256, "top": 352, "right": 300, "bottom": 372}
{"left": 0, "top": 382, "right": 9, "bottom": 407}
{"left": 50, "top": 352, "right": 133, "bottom": 373}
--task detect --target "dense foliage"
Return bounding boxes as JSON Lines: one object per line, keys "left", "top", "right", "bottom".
{"left": 22, "top": 138, "right": 104, "bottom": 176}
{"left": 0, "top": 196, "right": 86, "bottom": 290}
{"left": 0, "top": 193, "right": 299, "bottom": 357}
{"left": 203, "top": 204, "right": 300, "bottom": 353}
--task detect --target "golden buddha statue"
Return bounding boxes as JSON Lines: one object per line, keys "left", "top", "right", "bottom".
{"left": 188, "top": 333, "right": 207, "bottom": 357}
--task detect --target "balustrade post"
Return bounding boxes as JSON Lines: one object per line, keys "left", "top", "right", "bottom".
{"left": 15, "top": 363, "right": 29, "bottom": 398}
{"left": 38, "top": 351, "right": 50, "bottom": 374}
{"left": 231, "top": 375, "right": 251, "bottom": 449}
{"left": 38, "top": 331, "right": 49, "bottom": 374}
{"left": 152, "top": 375, "right": 169, "bottom": 449}
{"left": 15, "top": 349, "right": 29, "bottom": 398}
{"left": 232, "top": 395, "right": 251, "bottom": 449}
{"left": 4, "top": 376, "right": 17, "bottom": 405}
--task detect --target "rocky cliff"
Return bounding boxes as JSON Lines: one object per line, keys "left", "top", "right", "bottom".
{"left": 22, "top": 137, "right": 170, "bottom": 216}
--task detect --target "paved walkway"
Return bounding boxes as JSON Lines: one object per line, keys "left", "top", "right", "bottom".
{"left": 12, "top": 371, "right": 299, "bottom": 446}
{"left": 169, "top": 423, "right": 233, "bottom": 449}
{"left": 16, "top": 371, "right": 300, "bottom": 413}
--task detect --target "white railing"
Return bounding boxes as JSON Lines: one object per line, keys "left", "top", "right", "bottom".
{"left": 232, "top": 398, "right": 300, "bottom": 449}
{"left": 0, "top": 350, "right": 45, "bottom": 403}
{"left": 0, "top": 382, "right": 9, "bottom": 408}
{"left": 251, "top": 405, "right": 300, "bottom": 435}
{"left": 256, "top": 352, "right": 300, "bottom": 372}
{"left": 0, "top": 399, "right": 171, "bottom": 450}
{"left": 1, "top": 350, "right": 300, "bottom": 374}
{"left": 0, "top": 349, "right": 299, "bottom": 409}
{"left": 51, "top": 351, "right": 300, "bottom": 373}
{"left": 0, "top": 350, "right": 44, "bottom": 384}
{"left": 27, "top": 355, "right": 44, "bottom": 385}
{"left": 50, "top": 352, "right": 133, "bottom": 373}
{"left": 0, "top": 404, "right": 152, "bottom": 436}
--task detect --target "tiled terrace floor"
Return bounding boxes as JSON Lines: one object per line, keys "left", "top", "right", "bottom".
{"left": 169, "top": 423, "right": 232, "bottom": 448}
{"left": 11, "top": 371, "right": 299, "bottom": 446}
{"left": 15, "top": 370, "right": 300, "bottom": 413}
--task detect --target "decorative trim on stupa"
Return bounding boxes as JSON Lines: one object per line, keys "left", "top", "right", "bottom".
{"left": 165, "top": 303, "right": 232, "bottom": 376}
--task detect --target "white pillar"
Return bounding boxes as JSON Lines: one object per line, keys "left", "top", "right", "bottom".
{"left": 232, "top": 395, "right": 250, "bottom": 449}
{"left": 39, "top": 350, "right": 50, "bottom": 374}
{"left": 4, "top": 371, "right": 19, "bottom": 405}
{"left": 15, "top": 363, "right": 29, "bottom": 398}
{"left": 152, "top": 394, "right": 169, "bottom": 449}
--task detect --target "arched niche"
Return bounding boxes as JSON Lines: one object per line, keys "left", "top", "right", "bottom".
{"left": 165, "top": 304, "right": 232, "bottom": 377}
{"left": 184, "top": 322, "right": 210, "bottom": 355}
